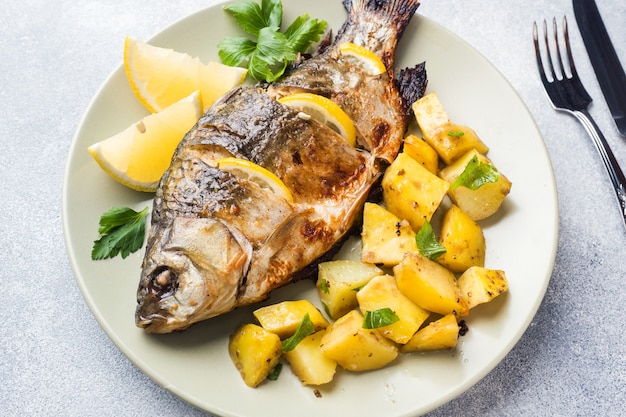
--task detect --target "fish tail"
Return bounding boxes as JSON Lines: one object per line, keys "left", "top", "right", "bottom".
{"left": 337, "top": 0, "right": 421, "bottom": 68}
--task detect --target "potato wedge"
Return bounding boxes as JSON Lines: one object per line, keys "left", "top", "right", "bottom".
{"left": 457, "top": 266, "right": 508, "bottom": 309}
{"left": 253, "top": 300, "right": 329, "bottom": 339}
{"left": 361, "top": 202, "right": 418, "bottom": 267}
{"left": 357, "top": 275, "right": 430, "bottom": 344}
{"left": 320, "top": 310, "right": 398, "bottom": 372}
{"left": 283, "top": 329, "right": 337, "bottom": 385}
{"left": 382, "top": 152, "right": 449, "bottom": 231}
{"left": 317, "top": 260, "right": 383, "bottom": 320}
{"left": 412, "top": 92, "right": 488, "bottom": 164}
{"left": 394, "top": 253, "right": 469, "bottom": 317}
{"left": 400, "top": 314, "right": 460, "bottom": 352}
{"left": 228, "top": 323, "right": 283, "bottom": 388}
{"left": 437, "top": 205, "right": 486, "bottom": 273}
{"left": 439, "top": 149, "right": 512, "bottom": 221}
{"left": 403, "top": 134, "right": 439, "bottom": 174}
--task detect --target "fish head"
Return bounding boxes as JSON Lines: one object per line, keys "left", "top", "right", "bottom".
{"left": 136, "top": 216, "right": 249, "bottom": 333}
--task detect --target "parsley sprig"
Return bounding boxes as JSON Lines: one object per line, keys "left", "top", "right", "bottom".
{"left": 218, "top": 0, "right": 327, "bottom": 82}
{"left": 91, "top": 206, "right": 149, "bottom": 260}
{"left": 451, "top": 155, "right": 500, "bottom": 191}
{"left": 415, "top": 219, "right": 446, "bottom": 260}
{"left": 362, "top": 308, "right": 400, "bottom": 329}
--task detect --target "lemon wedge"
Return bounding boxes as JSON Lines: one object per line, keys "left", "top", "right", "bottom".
{"left": 124, "top": 36, "right": 247, "bottom": 113}
{"left": 216, "top": 157, "right": 294, "bottom": 203}
{"left": 278, "top": 93, "right": 357, "bottom": 146}
{"left": 338, "top": 42, "right": 387, "bottom": 76}
{"left": 88, "top": 91, "right": 202, "bottom": 192}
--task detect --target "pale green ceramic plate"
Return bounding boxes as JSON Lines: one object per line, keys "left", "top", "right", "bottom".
{"left": 63, "top": 1, "right": 558, "bottom": 416}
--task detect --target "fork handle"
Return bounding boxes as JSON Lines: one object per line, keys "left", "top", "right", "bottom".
{"left": 574, "top": 109, "right": 626, "bottom": 227}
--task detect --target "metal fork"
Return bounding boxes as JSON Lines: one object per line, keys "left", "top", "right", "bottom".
{"left": 533, "top": 17, "right": 626, "bottom": 227}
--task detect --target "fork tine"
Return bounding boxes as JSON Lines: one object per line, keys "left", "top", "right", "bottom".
{"left": 541, "top": 19, "right": 559, "bottom": 82}
{"left": 551, "top": 17, "right": 566, "bottom": 80}
{"left": 562, "top": 16, "right": 578, "bottom": 80}
{"left": 532, "top": 21, "right": 550, "bottom": 85}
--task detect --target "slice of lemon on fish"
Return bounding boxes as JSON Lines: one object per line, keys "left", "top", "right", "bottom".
{"left": 216, "top": 157, "right": 294, "bottom": 203}
{"left": 88, "top": 91, "right": 202, "bottom": 192}
{"left": 278, "top": 93, "right": 357, "bottom": 146}
{"left": 124, "top": 36, "right": 247, "bottom": 113}
{"left": 338, "top": 42, "right": 387, "bottom": 76}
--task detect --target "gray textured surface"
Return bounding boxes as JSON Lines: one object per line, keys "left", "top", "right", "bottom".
{"left": 1, "top": 0, "right": 625, "bottom": 416}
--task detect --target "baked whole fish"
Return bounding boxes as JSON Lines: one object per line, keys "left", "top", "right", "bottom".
{"left": 136, "top": 0, "right": 427, "bottom": 333}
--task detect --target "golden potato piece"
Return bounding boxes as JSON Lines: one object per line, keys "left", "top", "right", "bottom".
{"left": 412, "top": 92, "right": 488, "bottom": 164}
{"left": 228, "top": 323, "right": 283, "bottom": 388}
{"left": 316, "top": 259, "right": 383, "bottom": 320}
{"left": 361, "top": 202, "right": 418, "bottom": 267}
{"left": 437, "top": 205, "right": 486, "bottom": 273}
{"left": 253, "top": 300, "right": 328, "bottom": 339}
{"left": 394, "top": 253, "right": 469, "bottom": 317}
{"left": 403, "top": 134, "right": 439, "bottom": 174}
{"left": 320, "top": 310, "right": 398, "bottom": 372}
{"left": 382, "top": 152, "right": 449, "bottom": 232}
{"left": 439, "top": 149, "right": 512, "bottom": 221}
{"left": 283, "top": 329, "right": 337, "bottom": 385}
{"left": 457, "top": 266, "right": 508, "bottom": 309}
{"left": 400, "top": 314, "right": 460, "bottom": 352}
{"left": 357, "top": 275, "right": 430, "bottom": 344}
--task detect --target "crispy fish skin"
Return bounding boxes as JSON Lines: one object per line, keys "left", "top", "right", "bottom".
{"left": 136, "top": 0, "right": 425, "bottom": 333}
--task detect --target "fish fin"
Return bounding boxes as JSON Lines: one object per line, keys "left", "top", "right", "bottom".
{"left": 395, "top": 62, "right": 428, "bottom": 117}
{"left": 336, "top": 0, "right": 421, "bottom": 70}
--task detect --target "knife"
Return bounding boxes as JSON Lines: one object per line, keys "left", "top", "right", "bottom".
{"left": 573, "top": 0, "right": 626, "bottom": 136}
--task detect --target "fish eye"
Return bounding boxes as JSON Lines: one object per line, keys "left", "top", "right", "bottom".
{"left": 148, "top": 266, "right": 178, "bottom": 298}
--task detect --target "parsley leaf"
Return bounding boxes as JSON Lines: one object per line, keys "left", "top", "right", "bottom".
{"left": 362, "top": 308, "right": 400, "bottom": 329}
{"left": 91, "top": 206, "right": 149, "bottom": 260}
{"left": 415, "top": 219, "right": 446, "bottom": 260}
{"left": 219, "top": 0, "right": 326, "bottom": 82}
{"left": 451, "top": 155, "right": 500, "bottom": 191}
{"left": 267, "top": 363, "right": 283, "bottom": 381}
{"left": 281, "top": 313, "right": 315, "bottom": 352}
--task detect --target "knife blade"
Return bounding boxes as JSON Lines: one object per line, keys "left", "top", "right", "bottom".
{"left": 573, "top": 0, "right": 626, "bottom": 136}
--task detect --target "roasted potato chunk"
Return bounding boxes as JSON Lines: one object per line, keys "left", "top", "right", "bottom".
{"left": 317, "top": 260, "right": 383, "bottom": 320}
{"left": 412, "top": 92, "right": 489, "bottom": 164}
{"left": 403, "top": 134, "right": 439, "bottom": 174}
{"left": 400, "top": 314, "right": 460, "bottom": 352}
{"left": 228, "top": 323, "right": 283, "bottom": 388}
{"left": 382, "top": 152, "right": 449, "bottom": 231}
{"left": 357, "top": 275, "right": 430, "bottom": 344}
{"left": 439, "top": 149, "right": 512, "bottom": 221}
{"left": 437, "top": 205, "right": 486, "bottom": 273}
{"left": 283, "top": 329, "right": 337, "bottom": 386}
{"left": 361, "top": 202, "right": 418, "bottom": 267}
{"left": 394, "top": 253, "right": 469, "bottom": 317}
{"left": 320, "top": 310, "right": 398, "bottom": 372}
{"left": 253, "top": 300, "right": 329, "bottom": 339}
{"left": 457, "top": 266, "right": 508, "bottom": 309}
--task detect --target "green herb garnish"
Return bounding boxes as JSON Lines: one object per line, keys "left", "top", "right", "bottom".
{"left": 282, "top": 313, "right": 315, "bottom": 351}
{"left": 451, "top": 155, "right": 500, "bottom": 191}
{"left": 362, "top": 308, "right": 400, "bottom": 329}
{"left": 267, "top": 363, "right": 283, "bottom": 381}
{"left": 415, "top": 219, "right": 446, "bottom": 260}
{"left": 218, "top": 0, "right": 327, "bottom": 82}
{"left": 91, "top": 206, "right": 149, "bottom": 260}
{"left": 447, "top": 130, "right": 465, "bottom": 137}
{"left": 319, "top": 278, "right": 330, "bottom": 294}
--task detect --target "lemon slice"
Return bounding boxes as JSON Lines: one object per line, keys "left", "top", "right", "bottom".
{"left": 338, "top": 42, "right": 387, "bottom": 76}
{"left": 216, "top": 157, "right": 294, "bottom": 203}
{"left": 124, "top": 36, "right": 247, "bottom": 113}
{"left": 88, "top": 91, "right": 202, "bottom": 192}
{"left": 278, "top": 93, "right": 357, "bottom": 146}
